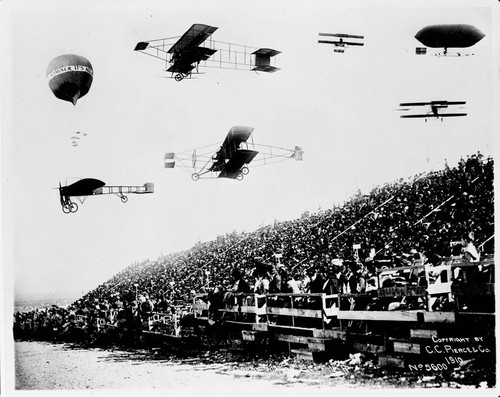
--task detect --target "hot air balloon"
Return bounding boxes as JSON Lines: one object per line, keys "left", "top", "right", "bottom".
{"left": 46, "top": 54, "right": 93, "bottom": 106}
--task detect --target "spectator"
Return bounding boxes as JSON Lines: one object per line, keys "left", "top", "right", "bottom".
{"left": 462, "top": 232, "right": 480, "bottom": 263}
{"left": 230, "top": 268, "right": 251, "bottom": 293}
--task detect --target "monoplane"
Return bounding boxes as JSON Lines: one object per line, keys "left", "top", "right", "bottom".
{"left": 318, "top": 33, "right": 364, "bottom": 53}
{"left": 134, "top": 24, "right": 280, "bottom": 81}
{"left": 414, "top": 24, "right": 485, "bottom": 56}
{"left": 58, "top": 178, "right": 154, "bottom": 213}
{"left": 398, "top": 101, "right": 467, "bottom": 122}
{"left": 164, "top": 126, "right": 303, "bottom": 181}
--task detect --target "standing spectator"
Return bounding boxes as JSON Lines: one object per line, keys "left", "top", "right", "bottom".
{"left": 253, "top": 268, "right": 270, "bottom": 294}
{"left": 301, "top": 269, "right": 313, "bottom": 292}
{"left": 287, "top": 271, "right": 302, "bottom": 294}
{"left": 458, "top": 232, "right": 481, "bottom": 285}
{"left": 230, "top": 268, "right": 251, "bottom": 293}
{"left": 462, "top": 232, "right": 480, "bottom": 263}
{"left": 269, "top": 264, "right": 283, "bottom": 293}
{"left": 309, "top": 268, "right": 326, "bottom": 293}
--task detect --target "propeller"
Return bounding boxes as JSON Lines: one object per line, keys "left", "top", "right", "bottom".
{"left": 58, "top": 181, "right": 64, "bottom": 200}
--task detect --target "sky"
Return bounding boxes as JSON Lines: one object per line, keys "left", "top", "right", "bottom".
{"left": 1, "top": 0, "right": 497, "bottom": 303}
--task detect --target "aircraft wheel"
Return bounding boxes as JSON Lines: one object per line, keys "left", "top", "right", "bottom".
{"left": 175, "top": 74, "right": 184, "bottom": 82}
{"left": 241, "top": 166, "right": 249, "bottom": 175}
{"left": 70, "top": 202, "right": 78, "bottom": 213}
{"left": 236, "top": 173, "right": 244, "bottom": 181}
{"left": 121, "top": 196, "right": 128, "bottom": 203}
{"left": 62, "top": 205, "right": 71, "bottom": 214}
{"left": 191, "top": 173, "right": 200, "bottom": 181}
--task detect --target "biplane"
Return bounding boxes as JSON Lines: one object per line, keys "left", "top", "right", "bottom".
{"left": 318, "top": 33, "right": 364, "bottom": 53}
{"left": 58, "top": 178, "right": 154, "bottom": 213}
{"left": 414, "top": 24, "right": 485, "bottom": 56}
{"left": 164, "top": 126, "right": 303, "bottom": 181}
{"left": 134, "top": 24, "right": 280, "bottom": 81}
{"left": 398, "top": 101, "right": 467, "bottom": 122}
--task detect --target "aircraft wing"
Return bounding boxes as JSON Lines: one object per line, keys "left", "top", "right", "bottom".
{"left": 430, "top": 100, "right": 466, "bottom": 106}
{"left": 167, "top": 24, "right": 218, "bottom": 55}
{"left": 400, "top": 114, "right": 433, "bottom": 118}
{"left": 167, "top": 47, "right": 217, "bottom": 73}
{"left": 318, "top": 40, "right": 344, "bottom": 45}
{"left": 63, "top": 178, "right": 106, "bottom": 197}
{"left": 341, "top": 41, "right": 364, "bottom": 46}
{"left": 134, "top": 24, "right": 218, "bottom": 68}
{"left": 400, "top": 101, "right": 466, "bottom": 107}
{"left": 319, "top": 33, "right": 364, "bottom": 39}
{"left": 400, "top": 113, "right": 467, "bottom": 118}
{"left": 221, "top": 126, "right": 255, "bottom": 158}
{"left": 399, "top": 102, "right": 432, "bottom": 107}
{"left": 319, "top": 40, "right": 363, "bottom": 46}
{"left": 207, "top": 126, "right": 256, "bottom": 172}
{"left": 439, "top": 113, "right": 467, "bottom": 117}
{"left": 218, "top": 149, "right": 259, "bottom": 179}
{"left": 166, "top": 24, "right": 218, "bottom": 74}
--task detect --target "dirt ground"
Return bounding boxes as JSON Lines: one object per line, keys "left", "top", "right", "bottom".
{"left": 12, "top": 341, "right": 494, "bottom": 395}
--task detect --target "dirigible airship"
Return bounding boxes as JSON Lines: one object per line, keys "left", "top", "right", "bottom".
{"left": 415, "top": 24, "right": 485, "bottom": 56}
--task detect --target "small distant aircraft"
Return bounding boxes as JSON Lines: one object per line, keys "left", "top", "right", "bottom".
{"left": 318, "top": 33, "right": 364, "bottom": 53}
{"left": 164, "top": 126, "right": 303, "bottom": 181}
{"left": 134, "top": 24, "right": 280, "bottom": 81}
{"left": 58, "top": 178, "right": 154, "bottom": 213}
{"left": 414, "top": 24, "right": 485, "bottom": 56}
{"left": 398, "top": 101, "right": 467, "bottom": 122}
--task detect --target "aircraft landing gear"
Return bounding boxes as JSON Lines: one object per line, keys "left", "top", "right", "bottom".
{"left": 175, "top": 72, "right": 191, "bottom": 82}
{"left": 120, "top": 195, "right": 128, "bottom": 203}
{"left": 236, "top": 173, "right": 244, "bottom": 181}
{"left": 62, "top": 201, "right": 78, "bottom": 214}
{"left": 241, "top": 166, "right": 249, "bottom": 175}
{"left": 191, "top": 173, "right": 200, "bottom": 181}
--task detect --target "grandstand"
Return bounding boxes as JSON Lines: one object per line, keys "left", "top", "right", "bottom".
{"left": 73, "top": 153, "right": 494, "bottom": 306}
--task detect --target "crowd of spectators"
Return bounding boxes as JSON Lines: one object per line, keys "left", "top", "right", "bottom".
{"left": 14, "top": 153, "right": 494, "bottom": 338}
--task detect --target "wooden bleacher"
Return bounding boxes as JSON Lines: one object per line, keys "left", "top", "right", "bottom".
{"left": 156, "top": 258, "right": 495, "bottom": 363}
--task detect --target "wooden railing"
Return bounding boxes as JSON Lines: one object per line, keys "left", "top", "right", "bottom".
{"left": 16, "top": 259, "right": 491, "bottom": 339}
